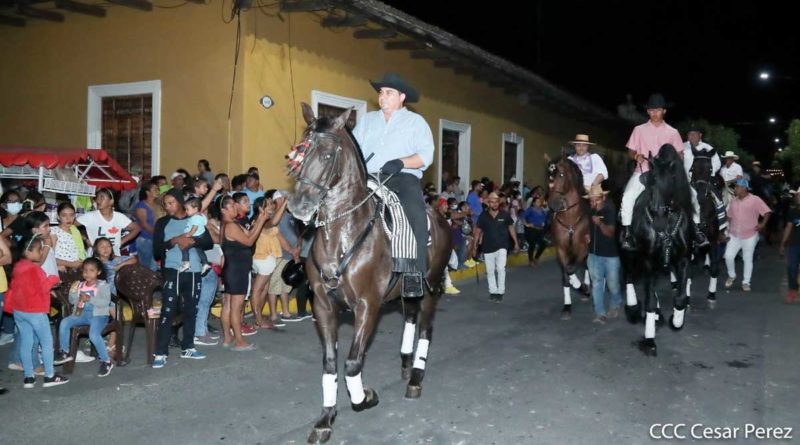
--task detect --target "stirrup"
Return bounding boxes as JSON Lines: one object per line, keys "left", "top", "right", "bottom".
{"left": 695, "top": 230, "right": 710, "bottom": 247}
{"left": 402, "top": 273, "right": 424, "bottom": 298}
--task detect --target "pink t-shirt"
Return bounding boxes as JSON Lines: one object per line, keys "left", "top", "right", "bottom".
{"left": 727, "top": 194, "right": 771, "bottom": 239}
{"left": 626, "top": 121, "right": 685, "bottom": 173}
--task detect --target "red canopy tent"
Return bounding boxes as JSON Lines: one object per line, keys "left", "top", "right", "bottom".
{"left": 0, "top": 146, "right": 136, "bottom": 195}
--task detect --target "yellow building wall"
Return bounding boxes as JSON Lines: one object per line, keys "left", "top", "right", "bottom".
{"left": 0, "top": 4, "right": 623, "bottom": 192}
{"left": 0, "top": 4, "right": 244, "bottom": 177}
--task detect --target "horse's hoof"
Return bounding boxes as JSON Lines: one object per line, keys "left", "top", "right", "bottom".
{"left": 401, "top": 367, "right": 412, "bottom": 381}
{"left": 638, "top": 338, "right": 657, "bottom": 357}
{"left": 708, "top": 299, "right": 717, "bottom": 310}
{"left": 560, "top": 305, "right": 572, "bottom": 320}
{"left": 352, "top": 387, "right": 379, "bottom": 412}
{"left": 405, "top": 384, "right": 422, "bottom": 399}
{"left": 308, "top": 427, "right": 332, "bottom": 444}
{"left": 579, "top": 284, "right": 591, "bottom": 298}
{"left": 668, "top": 315, "right": 684, "bottom": 331}
{"left": 625, "top": 304, "right": 640, "bottom": 324}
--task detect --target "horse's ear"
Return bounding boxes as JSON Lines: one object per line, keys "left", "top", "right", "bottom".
{"left": 301, "top": 102, "right": 316, "bottom": 126}
{"left": 331, "top": 107, "right": 353, "bottom": 131}
{"left": 543, "top": 153, "right": 552, "bottom": 163}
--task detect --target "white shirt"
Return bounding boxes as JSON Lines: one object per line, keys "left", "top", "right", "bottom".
{"left": 77, "top": 210, "right": 132, "bottom": 256}
{"left": 352, "top": 107, "right": 435, "bottom": 179}
{"left": 720, "top": 162, "right": 744, "bottom": 183}
{"left": 683, "top": 141, "right": 721, "bottom": 178}
{"left": 568, "top": 153, "right": 608, "bottom": 189}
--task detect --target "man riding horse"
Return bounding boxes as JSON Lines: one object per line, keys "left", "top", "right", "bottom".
{"left": 353, "top": 72, "right": 434, "bottom": 298}
{"left": 620, "top": 93, "right": 709, "bottom": 251}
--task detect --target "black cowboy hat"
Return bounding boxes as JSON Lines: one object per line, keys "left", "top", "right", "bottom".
{"left": 369, "top": 72, "right": 420, "bottom": 103}
{"left": 688, "top": 124, "right": 705, "bottom": 134}
{"left": 643, "top": 93, "right": 673, "bottom": 109}
{"left": 281, "top": 259, "right": 306, "bottom": 287}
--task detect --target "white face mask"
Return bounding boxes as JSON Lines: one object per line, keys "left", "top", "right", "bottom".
{"left": 5, "top": 202, "right": 22, "bottom": 215}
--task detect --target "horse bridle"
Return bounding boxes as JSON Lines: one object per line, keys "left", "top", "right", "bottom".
{"left": 549, "top": 165, "right": 582, "bottom": 242}
{"left": 290, "top": 130, "right": 343, "bottom": 216}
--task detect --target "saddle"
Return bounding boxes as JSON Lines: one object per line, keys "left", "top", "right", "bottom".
{"left": 367, "top": 176, "right": 429, "bottom": 274}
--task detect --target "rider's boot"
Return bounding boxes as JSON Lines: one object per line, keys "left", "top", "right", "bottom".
{"left": 402, "top": 272, "right": 424, "bottom": 298}
{"left": 621, "top": 225, "right": 638, "bottom": 251}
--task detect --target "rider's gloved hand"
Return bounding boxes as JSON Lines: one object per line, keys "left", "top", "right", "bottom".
{"left": 380, "top": 159, "right": 404, "bottom": 175}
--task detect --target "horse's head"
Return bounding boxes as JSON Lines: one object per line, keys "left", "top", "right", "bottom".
{"left": 547, "top": 155, "right": 584, "bottom": 212}
{"left": 287, "top": 103, "right": 354, "bottom": 223}
{"left": 645, "top": 144, "right": 692, "bottom": 217}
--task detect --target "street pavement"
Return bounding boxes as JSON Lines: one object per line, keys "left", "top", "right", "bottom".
{"left": 0, "top": 246, "right": 797, "bottom": 445}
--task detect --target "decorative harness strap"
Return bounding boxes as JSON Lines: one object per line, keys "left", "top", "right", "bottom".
{"left": 554, "top": 200, "right": 582, "bottom": 245}
{"left": 311, "top": 205, "right": 382, "bottom": 290}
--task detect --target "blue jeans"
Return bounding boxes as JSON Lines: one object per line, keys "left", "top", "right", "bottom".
{"left": 9, "top": 324, "right": 42, "bottom": 368}
{"left": 195, "top": 269, "right": 218, "bottom": 337}
{"left": 587, "top": 254, "right": 623, "bottom": 317}
{"left": 787, "top": 245, "right": 800, "bottom": 291}
{"left": 58, "top": 304, "right": 110, "bottom": 362}
{"left": 136, "top": 237, "right": 158, "bottom": 272}
{"left": 14, "top": 311, "right": 55, "bottom": 378}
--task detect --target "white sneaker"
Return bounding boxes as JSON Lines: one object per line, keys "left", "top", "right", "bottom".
{"left": 75, "top": 350, "right": 95, "bottom": 363}
{"left": 0, "top": 333, "right": 14, "bottom": 346}
{"left": 724, "top": 277, "right": 735, "bottom": 289}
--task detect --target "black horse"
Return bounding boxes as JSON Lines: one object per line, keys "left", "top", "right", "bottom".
{"left": 688, "top": 148, "right": 723, "bottom": 308}
{"left": 288, "top": 103, "right": 452, "bottom": 444}
{"left": 624, "top": 144, "right": 693, "bottom": 357}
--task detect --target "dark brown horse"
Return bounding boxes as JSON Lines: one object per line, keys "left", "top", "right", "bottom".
{"left": 547, "top": 155, "right": 591, "bottom": 319}
{"left": 288, "top": 103, "right": 452, "bottom": 444}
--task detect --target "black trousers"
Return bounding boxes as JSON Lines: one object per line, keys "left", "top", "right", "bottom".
{"left": 156, "top": 269, "right": 201, "bottom": 355}
{"left": 386, "top": 173, "right": 427, "bottom": 273}
{"left": 296, "top": 257, "right": 314, "bottom": 315}
{"left": 525, "top": 227, "right": 547, "bottom": 261}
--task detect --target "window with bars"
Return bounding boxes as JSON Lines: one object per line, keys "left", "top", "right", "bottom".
{"left": 102, "top": 94, "right": 152, "bottom": 177}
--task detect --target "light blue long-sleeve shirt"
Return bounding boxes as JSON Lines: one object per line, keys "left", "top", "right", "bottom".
{"left": 352, "top": 107, "right": 435, "bottom": 179}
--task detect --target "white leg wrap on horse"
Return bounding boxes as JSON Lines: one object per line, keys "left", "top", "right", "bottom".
{"left": 626, "top": 283, "right": 636, "bottom": 306}
{"left": 322, "top": 373, "right": 338, "bottom": 407}
{"left": 709, "top": 277, "right": 717, "bottom": 293}
{"left": 670, "top": 271, "right": 677, "bottom": 283}
{"left": 569, "top": 274, "right": 581, "bottom": 289}
{"left": 686, "top": 278, "right": 692, "bottom": 297}
{"left": 705, "top": 255, "right": 710, "bottom": 266}
{"left": 673, "top": 308, "right": 685, "bottom": 328}
{"left": 584, "top": 270, "right": 591, "bottom": 286}
{"left": 400, "top": 322, "right": 415, "bottom": 355}
{"left": 413, "top": 339, "right": 430, "bottom": 370}
{"left": 345, "top": 373, "right": 365, "bottom": 404}
{"left": 645, "top": 312, "right": 656, "bottom": 339}
{"left": 563, "top": 287, "right": 572, "bottom": 305}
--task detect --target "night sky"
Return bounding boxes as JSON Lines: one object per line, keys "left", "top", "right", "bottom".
{"left": 382, "top": 0, "right": 799, "bottom": 162}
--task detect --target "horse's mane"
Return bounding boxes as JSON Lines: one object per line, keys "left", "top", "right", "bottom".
{"left": 651, "top": 144, "right": 694, "bottom": 217}
{"left": 558, "top": 156, "right": 586, "bottom": 196}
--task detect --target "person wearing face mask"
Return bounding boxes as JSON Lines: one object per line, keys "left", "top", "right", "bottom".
{"left": 1, "top": 191, "right": 25, "bottom": 243}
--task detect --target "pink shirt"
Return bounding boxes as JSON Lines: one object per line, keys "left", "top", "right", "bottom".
{"left": 626, "top": 121, "right": 685, "bottom": 173}
{"left": 727, "top": 194, "right": 771, "bottom": 239}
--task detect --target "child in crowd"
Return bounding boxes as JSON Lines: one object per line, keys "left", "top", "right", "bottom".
{"left": 179, "top": 197, "right": 210, "bottom": 274}
{"left": 54, "top": 258, "right": 114, "bottom": 377}
{"left": 5, "top": 234, "right": 69, "bottom": 388}
{"left": 93, "top": 237, "right": 137, "bottom": 297}
{"left": 51, "top": 202, "right": 87, "bottom": 271}
{"left": 26, "top": 211, "right": 59, "bottom": 278}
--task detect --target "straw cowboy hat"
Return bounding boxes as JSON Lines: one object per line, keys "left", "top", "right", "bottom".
{"left": 722, "top": 151, "right": 739, "bottom": 160}
{"left": 369, "top": 72, "right": 420, "bottom": 103}
{"left": 569, "top": 134, "right": 596, "bottom": 146}
{"left": 582, "top": 183, "right": 609, "bottom": 199}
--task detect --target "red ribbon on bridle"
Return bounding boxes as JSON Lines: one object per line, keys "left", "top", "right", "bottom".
{"left": 287, "top": 137, "right": 312, "bottom": 175}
